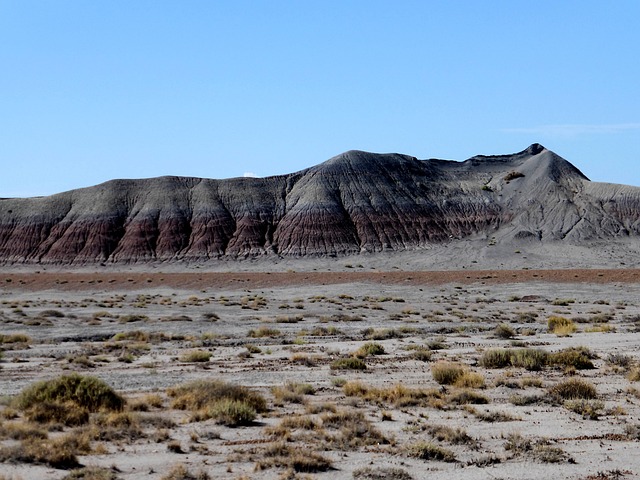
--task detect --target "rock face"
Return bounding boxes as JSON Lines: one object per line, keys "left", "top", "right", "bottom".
{"left": 1, "top": 144, "right": 639, "bottom": 264}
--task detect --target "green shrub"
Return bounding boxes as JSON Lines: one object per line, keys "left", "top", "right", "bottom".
{"left": 207, "top": 399, "right": 256, "bottom": 426}
{"left": 167, "top": 380, "right": 266, "bottom": 414}
{"left": 14, "top": 374, "right": 124, "bottom": 413}
{"left": 480, "top": 348, "right": 548, "bottom": 371}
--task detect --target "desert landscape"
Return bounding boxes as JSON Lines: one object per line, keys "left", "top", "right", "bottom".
{"left": 1, "top": 263, "right": 640, "bottom": 480}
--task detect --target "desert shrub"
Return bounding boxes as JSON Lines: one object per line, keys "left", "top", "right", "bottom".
{"left": 549, "top": 347, "right": 595, "bottom": 370}
{"left": 330, "top": 357, "right": 366, "bottom": 370}
{"left": 564, "top": 399, "right": 604, "bottom": 419}
{"left": 532, "top": 445, "right": 572, "bottom": 463}
{"left": 272, "top": 382, "right": 315, "bottom": 405}
{"left": 207, "top": 399, "right": 256, "bottom": 426}
{"left": 256, "top": 442, "right": 333, "bottom": 472}
{"left": 0, "top": 433, "right": 89, "bottom": 469}
{"left": 91, "top": 411, "right": 145, "bottom": 441}
{"left": 167, "top": 380, "right": 266, "bottom": 420}
{"left": 547, "top": 316, "right": 577, "bottom": 336}
{"left": 0, "top": 333, "right": 31, "bottom": 344}
{"left": 407, "top": 346, "right": 432, "bottom": 362}
{"left": 494, "top": 323, "right": 516, "bottom": 339}
{"left": 117, "top": 314, "right": 148, "bottom": 323}
{"left": 343, "top": 381, "right": 442, "bottom": 408}
{"left": 0, "top": 421, "right": 48, "bottom": 440}
{"left": 247, "top": 326, "right": 280, "bottom": 338}
{"left": 504, "top": 171, "right": 525, "bottom": 182}
{"left": 467, "top": 408, "right": 516, "bottom": 422}
{"left": 320, "top": 409, "right": 391, "bottom": 449}
{"left": 550, "top": 378, "right": 597, "bottom": 400}
{"left": 25, "top": 400, "right": 90, "bottom": 426}
{"left": 275, "top": 314, "right": 303, "bottom": 323}
{"left": 426, "top": 425, "right": 474, "bottom": 445}
{"left": 179, "top": 350, "right": 211, "bottom": 363}
{"left": 607, "top": 353, "right": 633, "bottom": 368}
{"left": 503, "top": 432, "right": 532, "bottom": 456}
{"left": 408, "top": 442, "right": 456, "bottom": 462}
{"left": 448, "top": 389, "right": 489, "bottom": 405}
{"left": 111, "top": 330, "right": 149, "bottom": 342}
{"left": 431, "top": 362, "right": 465, "bottom": 385}
{"left": 14, "top": 374, "right": 124, "bottom": 413}
{"left": 627, "top": 367, "right": 640, "bottom": 382}
{"left": 509, "top": 393, "right": 543, "bottom": 406}
{"left": 62, "top": 466, "right": 120, "bottom": 480}
{"left": 480, "top": 348, "right": 548, "bottom": 371}
{"left": 354, "top": 342, "right": 385, "bottom": 358}
{"left": 160, "top": 464, "right": 211, "bottom": 480}
{"left": 40, "top": 309, "right": 65, "bottom": 318}
{"left": 454, "top": 371, "right": 485, "bottom": 389}
{"left": 352, "top": 467, "right": 413, "bottom": 479}
{"left": 202, "top": 312, "right": 219, "bottom": 321}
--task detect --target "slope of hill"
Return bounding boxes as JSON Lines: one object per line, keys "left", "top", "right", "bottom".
{"left": 1, "top": 144, "right": 639, "bottom": 264}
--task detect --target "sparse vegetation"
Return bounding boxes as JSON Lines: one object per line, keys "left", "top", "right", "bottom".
{"left": 408, "top": 442, "right": 456, "bottom": 462}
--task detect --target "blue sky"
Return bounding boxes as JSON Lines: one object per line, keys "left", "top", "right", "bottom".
{"left": 1, "top": 1, "right": 639, "bottom": 197}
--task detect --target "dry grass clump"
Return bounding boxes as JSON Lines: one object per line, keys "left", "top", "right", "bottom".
{"left": 494, "top": 323, "right": 516, "bottom": 339}
{"left": 480, "top": 348, "right": 548, "bottom": 371}
{"left": 247, "top": 326, "right": 281, "bottom": 338}
{"left": 549, "top": 347, "right": 596, "bottom": 370}
{"left": 0, "top": 333, "right": 31, "bottom": 344}
{"left": 343, "top": 381, "right": 443, "bottom": 407}
{"left": 352, "top": 466, "right": 413, "bottom": 479}
{"left": 564, "top": 399, "right": 604, "bottom": 419}
{"left": 272, "top": 382, "right": 315, "bottom": 405}
{"left": 406, "top": 345, "right": 432, "bottom": 362}
{"left": 448, "top": 389, "right": 489, "bottom": 405}
{"left": 178, "top": 350, "right": 212, "bottom": 363}
{"left": 431, "top": 362, "right": 466, "bottom": 385}
{"left": 453, "top": 371, "right": 485, "bottom": 389}
{"left": 0, "top": 421, "right": 48, "bottom": 440}
{"left": 24, "top": 400, "right": 90, "bottom": 426}
{"left": 61, "top": 466, "right": 120, "bottom": 480}
{"left": 255, "top": 442, "right": 333, "bottom": 473}
{"left": 14, "top": 374, "right": 124, "bottom": 424}
{"left": 353, "top": 342, "right": 385, "bottom": 358}
{"left": 626, "top": 366, "right": 640, "bottom": 381}
{"left": 330, "top": 357, "right": 367, "bottom": 370}
{"left": 0, "top": 433, "right": 89, "bottom": 469}
{"left": 532, "top": 445, "right": 573, "bottom": 463}
{"left": 548, "top": 316, "right": 577, "bottom": 336}
{"left": 167, "top": 380, "right": 266, "bottom": 426}
{"left": 426, "top": 424, "right": 475, "bottom": 445}
{"left": 320, "top": 409, "right": 391, "bottom": 449}
{"left": 550, "top": 378, "right": 597, "bottom": 400}
{"left": 408, "top": 442, "right": 456, "bottom": 462}
{"left": 160, "top": 463, "right": 211, "bottom": 480}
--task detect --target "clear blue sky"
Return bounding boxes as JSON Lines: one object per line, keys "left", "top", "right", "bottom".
{"left": 1, "top": 1, "right": 639, "bottom": 197}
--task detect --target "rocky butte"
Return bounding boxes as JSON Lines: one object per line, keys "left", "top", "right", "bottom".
{"left": 1, "top": 144, "right": 639, "bottom": 264}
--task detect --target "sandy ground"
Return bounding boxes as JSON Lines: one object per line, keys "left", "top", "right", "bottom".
{"left": 1, "top": 265, "right": 640, "bottom": 479}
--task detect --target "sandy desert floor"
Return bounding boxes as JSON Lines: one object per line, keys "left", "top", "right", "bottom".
{"left": 1, "top": 267, "right": 640, "bottom": 480}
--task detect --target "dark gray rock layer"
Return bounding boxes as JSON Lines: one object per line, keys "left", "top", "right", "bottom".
{"left": 1, "top": 144, "right": 639, "bottom": 263}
